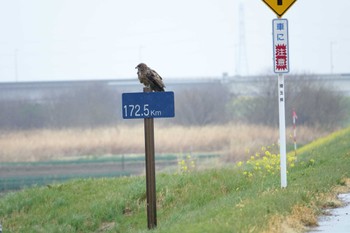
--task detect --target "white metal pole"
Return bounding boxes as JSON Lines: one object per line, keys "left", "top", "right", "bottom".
{"left": 278, "top": 74, "right": 287, "bottom": 188}
{"left": 293, "top": 119, "right": 297, "bottom": 151}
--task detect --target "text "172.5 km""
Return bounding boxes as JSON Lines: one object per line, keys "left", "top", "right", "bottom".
{"left": 123, "top": 104, "right": 162, "bottom": 118}
{"left": 122, "top": 92, "right": 175, "bottom": 119}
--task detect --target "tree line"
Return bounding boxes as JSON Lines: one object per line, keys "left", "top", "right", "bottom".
{"left": 0, "top": 75, "right": 348, "bottom": 130}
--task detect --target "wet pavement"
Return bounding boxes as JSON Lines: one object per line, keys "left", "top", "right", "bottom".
{"left": 309, "top": 193, "right": 350, "bottom": 233}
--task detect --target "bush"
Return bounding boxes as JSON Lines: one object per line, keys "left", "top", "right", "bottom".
{"left": 228, "top": 74, "right": 347, "bottom": 129}
{"left": 47, "top": 84, "right": 120, "bottom": 128}
{"left": 172, "top": 84, "right": 231, "bottom": 126}
{"left": 0, "top": 75, "right": 346, "bottom": 130}
{"left": 0, "top": 100, "right": 49, "bottom": 129}
{"left": 0, "top": 84, "right": 120, "bottom": 130}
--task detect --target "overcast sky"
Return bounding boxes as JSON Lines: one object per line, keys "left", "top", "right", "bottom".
{"left": 0, "top": 0, "right": 349, "bottom": 82}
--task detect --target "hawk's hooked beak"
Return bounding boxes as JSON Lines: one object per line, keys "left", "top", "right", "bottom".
{"left": 135, "top": 65, "right": 138, "bottom": 69}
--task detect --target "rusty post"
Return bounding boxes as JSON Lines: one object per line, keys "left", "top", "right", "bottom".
{"left": 143, "top": 87, "right": 157, "bottom": 229}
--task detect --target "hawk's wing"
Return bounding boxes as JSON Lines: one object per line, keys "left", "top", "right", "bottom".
{"left": 147, "top": 69, "right": 165, "bottom": 91}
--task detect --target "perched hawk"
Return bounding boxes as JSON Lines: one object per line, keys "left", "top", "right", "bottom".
{"left": 135, "top": 63, "right": 165, "bottom": 92}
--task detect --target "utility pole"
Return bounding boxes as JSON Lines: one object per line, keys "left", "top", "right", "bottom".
{"left": 236, "top": 2, "right": 248, "bottom": 76}
{"left": 330, "top": 41, "right": 336, "bottom": 74}
{"left": 14, "top": 49, "right": 19, "bottom": 82}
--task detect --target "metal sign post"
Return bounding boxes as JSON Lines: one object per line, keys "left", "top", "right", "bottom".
{"left": 143, "top": 87, "right": 157, "bottom": 229}
{"left": 122, "top": 88, "right": 175, "bottom": 229}
{"left": 273, "top": 18, "right": 289, "bottom": 188}
{"left": 278, "top": 74, "right": 287, "bottom": 188}
{"left": 263, "top": 0, "right": 296, "bottom": 190}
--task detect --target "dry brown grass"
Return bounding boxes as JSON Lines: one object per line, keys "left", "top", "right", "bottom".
{"left": 264, "top": 205, "right": 317, "bottom": 233}
{"left": 264, "top": 178, "right": 350, "bottom": 233}
{"left": 0, "top": 124, "right": 328, "bottom": 162}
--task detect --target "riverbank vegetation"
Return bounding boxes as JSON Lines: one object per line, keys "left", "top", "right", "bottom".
{"left": 1, "top": 127, "right": 349, "bottom": 232}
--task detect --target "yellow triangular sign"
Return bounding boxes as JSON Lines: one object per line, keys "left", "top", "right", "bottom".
{"left": 262, "top": 0, "right": 297, "bottom": 18}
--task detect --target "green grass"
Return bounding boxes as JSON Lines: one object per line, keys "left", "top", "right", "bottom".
{"left": 0, "top": 153, "right": 220, "bottom": 192}
{"left": 1, "top": 128, "right": 350, "bottom": 232}
{"left": 0, "top": 172, "right": 132, "bottom": 192}
{"left": 1, "top": 153, "right": 219, "bottom": 166}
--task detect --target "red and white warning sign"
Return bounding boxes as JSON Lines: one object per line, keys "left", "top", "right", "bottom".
{"left": 273, "top": 18, "right": 289, "bottom": 73}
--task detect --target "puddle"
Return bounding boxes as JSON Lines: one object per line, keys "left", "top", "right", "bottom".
{"left": 309, "top": 193, "right": 350, "bottom": 233}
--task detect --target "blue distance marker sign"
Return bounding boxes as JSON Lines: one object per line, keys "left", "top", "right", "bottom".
{"left": 122, "top": 92, "right": 175, "bottom": 119}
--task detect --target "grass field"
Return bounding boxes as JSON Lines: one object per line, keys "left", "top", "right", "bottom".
{"left": 0, "top": 124, "right": 327, "bottom": 162}
{"left": 0, "top": 127, "right": 349, "bottom": 232}
{"left": 0, "top": 153, "right": 220, "bottom": 192}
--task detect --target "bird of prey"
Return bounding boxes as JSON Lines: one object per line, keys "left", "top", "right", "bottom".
{"left": 135, "top": 63, "right": 165, "bottom": 92}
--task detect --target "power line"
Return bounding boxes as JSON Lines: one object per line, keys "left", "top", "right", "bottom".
{"left": 235, "top": 2, "right": 249, "bottom": 76}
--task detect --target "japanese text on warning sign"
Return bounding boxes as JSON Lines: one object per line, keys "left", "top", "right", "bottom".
{"left": 273, "top": 18, "right": 289, "bottom": 73}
